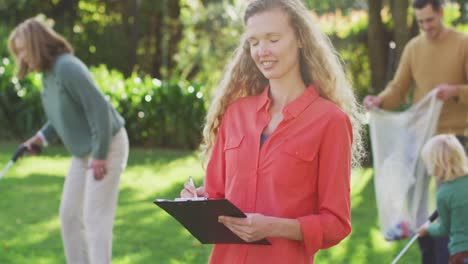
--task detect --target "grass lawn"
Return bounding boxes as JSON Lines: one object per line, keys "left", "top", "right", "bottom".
{"left": 0, "top": 141, "right": 421, "bottom": 263}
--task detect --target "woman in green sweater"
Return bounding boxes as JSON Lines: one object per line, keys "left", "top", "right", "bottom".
{"left": 419, "top": 134, "right": 468, "bottom": 264}
{"left": 8, "top": 17, "right": 129, "bottom": 264}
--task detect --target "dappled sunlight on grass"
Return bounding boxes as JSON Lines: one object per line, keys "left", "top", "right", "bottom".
{"left": 371, "top": 228, "right": 394, "bottom": 253}
{"left": 316, "top": 233, "right": 350, "bottom": 262}
{"left": 351, "top": 168, "right": 373, "bottom": 196}
{"left": 316, "top": 166, "right": 421, "bottom": 263}
{"left": 109, "top": 147, "right": 212, "bottom": 263}
{"left": 6, "top": 218, "right": 61, "bottom": 253}
{"left": 12, "top": 156, "right": 70, "bottom": 176}
{"left": 0, "top": 172, "right": 65, "bottom": 263}
{"left": 121, "top": 148, "right": 205, "bottom": 199}
{"left": 0, "top": 142, "right": 71, "bottom": 180}
{"left": 350, "top": 168, "right": 374, "bottom": 209}
{"left": 113, "top": 252, "right": 155, "bottom": 264}
{"left": 122, "top": 159, "right": 204, "bottom": 199}
{"left": 0, "top": 141, "right": 422, "bottom": 263}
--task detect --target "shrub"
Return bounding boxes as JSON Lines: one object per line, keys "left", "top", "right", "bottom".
{"left": 0, "top": 57, "right": 45, "bottom": 140}
{"left": 93, "top": 65, "right": 206, "bottom": 149}
{"left": 0, "top": 60, "right": 206, "bottom": 150}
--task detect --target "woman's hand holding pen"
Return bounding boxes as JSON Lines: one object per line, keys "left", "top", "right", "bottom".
{"left": 218, "top": 213, "right": 272, "bottom": 242}
{"left": 180, "top": 176, "right": 208, "bottom": 198}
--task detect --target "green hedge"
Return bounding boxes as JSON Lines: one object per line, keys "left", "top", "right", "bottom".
{"left": 0, "top": 58, "right": 44, "bottom": 140}
{"left": 0, "top": 58, "right": 206, "bottom": 150}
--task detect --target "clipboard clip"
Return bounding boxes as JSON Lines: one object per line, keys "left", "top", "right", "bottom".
{"left": 175, "top": 197, "right": 208, "bottom": 201}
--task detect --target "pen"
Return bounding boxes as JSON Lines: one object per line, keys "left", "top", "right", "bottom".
{"left": 188, "top": 176, "right": 197, "bottom": 198}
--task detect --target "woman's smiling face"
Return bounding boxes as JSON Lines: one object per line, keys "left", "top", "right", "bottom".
{"left": 245, "top": 8, "right": 302, "bottom": 82}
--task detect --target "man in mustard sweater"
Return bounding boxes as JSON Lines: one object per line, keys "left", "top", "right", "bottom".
{"left": 363, "top": 1, "right": 468, "bottom": 264}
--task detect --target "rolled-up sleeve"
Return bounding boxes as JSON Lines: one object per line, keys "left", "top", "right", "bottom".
{"left": 298, "top": 112, "right": 352, "bottom": 255}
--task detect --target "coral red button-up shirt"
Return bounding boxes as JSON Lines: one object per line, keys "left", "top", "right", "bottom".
{"left": 205, "top": 85, "right": 352, "bottom": 264}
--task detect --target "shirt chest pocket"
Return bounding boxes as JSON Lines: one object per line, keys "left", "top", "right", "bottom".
{"left": 273, "top": 142, "right": 318, "bottom": 190}
{"left": 223, "top": 134, "right": 245, "bottom": 178}
{"left": 282, "top": 143, "right": 317, "bottom": 161}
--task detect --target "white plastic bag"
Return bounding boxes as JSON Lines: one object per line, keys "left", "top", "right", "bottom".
{"left": 369, "top": 90, "right": 442, "bottom": 240}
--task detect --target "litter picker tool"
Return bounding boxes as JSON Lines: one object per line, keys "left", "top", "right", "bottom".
{"left": 0, "top": 145, "right": 41, "bottom": 181}
{"left": 390, "top": 210, "right": 439, "bottom": 264}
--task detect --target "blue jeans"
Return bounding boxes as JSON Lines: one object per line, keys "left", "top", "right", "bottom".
{"left": 418, "top": 235, "right": 450, "bottom": 264}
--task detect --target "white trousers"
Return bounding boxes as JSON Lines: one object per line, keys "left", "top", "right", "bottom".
{"left": 60, "top": 128, "right": 129, "bottom": 264}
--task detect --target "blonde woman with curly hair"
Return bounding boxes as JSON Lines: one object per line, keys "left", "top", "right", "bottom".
{"left": 418, "top": 134, "right": 468, "bottom": 264}
{"left": 181, "top": 0, "right": 364, "bottom": 263}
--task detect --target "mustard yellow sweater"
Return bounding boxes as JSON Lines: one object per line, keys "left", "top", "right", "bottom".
{"left": 378, "top": 28, "right": 468, "bottom": 136}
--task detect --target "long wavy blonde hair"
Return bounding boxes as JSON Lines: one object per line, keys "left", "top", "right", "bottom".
{"left": 201, "top": 0, "right": 365, "bottom": 167}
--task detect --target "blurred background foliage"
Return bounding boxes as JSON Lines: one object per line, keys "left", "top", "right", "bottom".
{"left": 0, "top": 0, "right": 467, "bottom": 151}
{"left": 0, "top": 57, "right": 206, "bottom": 149}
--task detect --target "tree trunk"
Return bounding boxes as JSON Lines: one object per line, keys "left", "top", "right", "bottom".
{"left": 151, "top": 0, "right": 182, "bottom": 79}
{"left": 151, "top": 12, "right": 163, "bottom": 78}
{"left": 390, "top": 0, "right": 410, "bottom": 67}
{"left": 127, "top": 0, "right": 141, "bottom": 76}
{"left": 49, "top": 0, "right": 79, "bottom": 37}
{"left": 367, "top": 0, "right": 389, "bottom": 93}
{"left": 454, "top": 0, "right": 468, "bottom": 24}
{"left": 165, "top": 0, "right": 182, "bottom": 77}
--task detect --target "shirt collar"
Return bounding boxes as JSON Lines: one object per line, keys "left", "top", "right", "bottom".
{"left": 256, "top": 84, "right": 320, "bottom": 119}
{"left": 256, "top": 86, "right": 271, "bottom": 111}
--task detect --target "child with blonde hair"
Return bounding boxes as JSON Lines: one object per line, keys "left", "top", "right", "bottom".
{"left": 418, "top": 134, "right": 468, "bottom": 264}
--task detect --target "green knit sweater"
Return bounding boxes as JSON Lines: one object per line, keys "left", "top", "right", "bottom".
{"left": 40, "top": 53, "right": 124, "bottom": 159}
{"left": 428, "top": 175, "right": 468, "bottom": 255}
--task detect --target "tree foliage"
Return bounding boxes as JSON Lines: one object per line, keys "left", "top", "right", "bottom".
{"left": 0, "top": 0, "right": 184, "bottom": 79}
{"left": 0, "top": 56, "right": 206, "bottom": 148}
{"left": 1, "top": 0, "right": 467, "bottom": 148}
{"left": 304, "top": 0, "right": 366, "bottom": 14}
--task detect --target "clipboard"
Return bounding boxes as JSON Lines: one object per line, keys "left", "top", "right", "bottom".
{"left": 154, "top": 198, "right": 271, "bottom": 245}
